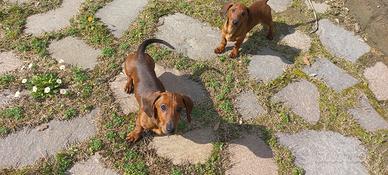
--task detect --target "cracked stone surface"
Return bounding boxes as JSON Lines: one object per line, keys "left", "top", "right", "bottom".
{"left": 318, "top": 19, "right": 370, "bottom": 62}
{"left": 226, "top": 134, "right": 278, "bottom": 175}
{"left": 277, "top": 130, "right": 368, "bottom": 175}
{"left": 248, "top": 48, "right": 292, "bottom": 83}
{"left": 235, "top": 91, "right": 266, "bottom": 121}
{"left": 363, "top": 62, "right": 388, "bottom": 101}
{"left": 0, "top": 109, "right": 99, "bottom": 168}
{"left": 268, "top": 0, "right": 292, "bottom": 12}
{"left": 150, "top": 128, "right": 214, "bottom": 165}
{"left": 272, "top": 79, "right": 320, "bottom": 124}
{"left": 0, "top": 51, "right": 23, "bottom": 75}
{"left": 68, "top": 153, "right": 119, "bottom": 175}
{"left": 110, "top": 65, "right": 207, "bottom": 114}
{"left": 304, "top": 0, "right": 329, "bottom": 13}
{"left": 280, "top": 30, "right": 312, "bottom": 52}
{"left": 96, "top": 0, "right": 148, "bottom": 38}
{"left": 348, "top": 94, "right": 388, "bottom": 132}
{"left": 303, "top": 58, "right": 359, "bottom": 92}
{"left": 48, "top": 36, "right": 100, "bottom": 69}
{"left": 156, "top": 13, "right": 220, "bottom": 60}
{"left": 25, "top": 0, "right": 85, "bottom": 35}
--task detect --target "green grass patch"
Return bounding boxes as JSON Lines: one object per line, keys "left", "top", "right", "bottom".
{"left": 1, "top": 106, "right": 24, "bottom": 120}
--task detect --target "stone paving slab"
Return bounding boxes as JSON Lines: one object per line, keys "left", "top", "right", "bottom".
{"left": 303, "top": 58, "right": 359, "bottom": 92}
{"left": 235, "top": 91, "right": 266, "bottom": 121}
{"left": 277, "top": 130, "right": 368, "bottom": 175}
{"left": 25, "top": 0, "right": 85, "bottom": 36}
{"left": 68, "top": 153, "right": 119, "bottom": 175}
{"left": 268, "top": 0, "right": 292, "bottom": 12}
{"left": 318, "top": 19, "right": 370, "bottom": 62}
{"left": 248, "top": 48, "right": 292, "bottom": 83}
{"left": 155, "top": 13, "right": 220, "bottom": 60}
{"left": 304, "top": 0, "right": 329, "bottom": 13}
{"left": 272, "top": 79, "right": 320, "bottom": 124}
{"left": 226, "top": 134, "right": 278, "bottom": 175}
{"left": 0, "top": 51, "right": 23, "bottom": 75}
{"left": 0, "top": 109, "right": 100, "bottom": 168}
{"left": 348, "top": 94, "right": 388, "bottom": 132}
{"left": 150, "top": 128, "right": 214, "bottom": 165}
{"left": 48, "top": 36, "right": 100, "bottom": 69}
{"left": 363, "top": 62, "right": 388, "bottom": 101}
{"left": 96, "top": 0, "right": 148, "bottom": 38}
{"left": 110, "top": 64, "right": 207, "bottom": 114}
{"left": 280, "top": 30, "right": 312, "bottom": 52}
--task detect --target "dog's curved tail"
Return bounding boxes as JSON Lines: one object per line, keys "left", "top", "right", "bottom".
{"left": 137, "top": 38, "right": 175, "bottom": 61}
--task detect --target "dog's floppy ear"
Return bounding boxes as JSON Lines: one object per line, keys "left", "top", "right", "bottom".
{"left": 181, "top": 95, "right": 193, "bottom": 123}
{"left": 220, "top": 2, "right": 234, "bottom": 18}
{"left": 141, "top": 92, "right": 162, "bottom": 118}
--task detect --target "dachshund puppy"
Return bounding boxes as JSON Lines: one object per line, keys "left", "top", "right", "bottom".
{"left": 214, "top": 0, "right": 274, "bottom": 58}
{"left": 123, "top": 38, "right": 194, "bottom": 142}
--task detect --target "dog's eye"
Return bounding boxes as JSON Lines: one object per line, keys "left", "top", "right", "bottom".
{"left": 160, "top": 104, "right": 167, "bottom": 111}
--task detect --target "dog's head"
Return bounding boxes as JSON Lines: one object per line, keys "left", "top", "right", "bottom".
{"left": 141, "top": 91, "right": 193, "bottom": 135}
{"left": 221, "top": 2, "right": 250, "bottom": 33}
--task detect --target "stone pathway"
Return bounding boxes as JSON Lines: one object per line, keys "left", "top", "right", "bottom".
{"left": 25, "top": 0, "right": 85, "bottom": 36}
{"left": 363, "top": 62, "right": 388, "bottom": 101}
{"left": 156, "top": 13, "right": 220, "bottom": 60}
{"left": 68, "top": 153, "right": 119, "bottom": 175}
{"left": 248, "top": 48, "right": 292, "bottom": 83}
{"left": 150, "top": 128, "right": 214, "bottom": 165}
{"left": 272, "top": 79, "right": 320, "bottom": 124}
{"left": 268, "top": 0, "right": 292, "bottom": 13}
{"left": 318, "top": 19, "right": 370, "bottom": 63}
{"left": 48, "top": 36, "right": 100, "bottom": 69}
{"left": 279, "top": 30, "right": 312, "bottom": 52}
{"left": 226, "top": 134, "right": 277, "bottom": 175}
{"left": 96, "top": 0, "right": 148, "bottom": 38}
{"left": 348, "top": 94, "right": 388, "bottom": 132}
{"left": 0, "top": 109, "right": 99, "bottom": 168}
{"left": 304, "top": 0, "right": 329, "bottom": 13}
{"left": 235, "top": 91, "right": 266, "bottom": 121}
{"left": 277, "top": 130, "right": 368, "bottom": 175}
{"left": 303, "top": 58, "right": 359, "bottom": 92}
{"left": 0, "top": 51, "right": 23, "bottom": 75}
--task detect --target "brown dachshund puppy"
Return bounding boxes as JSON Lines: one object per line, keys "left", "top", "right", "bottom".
{"left": 214, "top": 0, "right": 274, "bottom": 58}
{"left": 123, "top": 38, "right": 194, "bottom": 142}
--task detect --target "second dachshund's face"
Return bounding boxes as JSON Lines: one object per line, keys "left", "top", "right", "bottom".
{"left": 223, "top": 3, "right": 249, "bottom": 33}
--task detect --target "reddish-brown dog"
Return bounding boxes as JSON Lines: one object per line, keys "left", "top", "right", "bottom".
{"left": 123, "top": 38, "right": 193, "bottom": 142}
{"left": 214, "top": 0, "right": 274, "bottom": 58}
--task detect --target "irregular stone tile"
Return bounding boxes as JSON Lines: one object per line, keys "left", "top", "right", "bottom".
{"left": 235, "top": 91, "right": 266, "bottom": 121}
{"left": 303, "top": 58, "right": 359, "bottom": 92}
{"left": 150, "top": 128, "right": 214, "bottom": 165}
{"left": 110, "top": 65, "right": 207, "bottom": 114}
{"left": 68, "top": 153, "right": 119, "bottom": 175}
{"left": 48, "top": 37, "right": 100, "bottom": 69}
{"left": 348, "top": 94, "right": 388, "bottom": 132}
{"left": 268, "top": 0, "right": 292, "bottom": 12}
{"left": 318, "top": 19, "right": 370, "bottom": 62}
{"left": 226, "top": 134, "right": 278, "bottom": 175}
{"left": 248, "top": 48, "right": 292, "bottom": 83}
{"left": 0, "top": 90, "right": 27, "bottom": 108}
{"left": 272, "top": 79, "right": 320, "bottom": 124}
{"left": 25, "top": 0, "right": 85, "bottom": 35}
{"left": 0, "top": 51, "right": 23, "bottom": 75}
{"left": 280, "top": 30, "right": 312, "bottom": 52}
{"left": 363, "top": 62, "right": 388, "bottom": 101}
{"left": 156, "top": 13, "right": 220, "bottom": 60}
{"left": 304, "top": 0, "right": 329, "bottom": 13}
{"left": 0, "top": 109, "right": 100, "bottom": 168}
{"left": 96, "top": 0, "right": 148, "bottom": 38}
{"left": 277, "top": 130, "right": 368, "bottom": 175}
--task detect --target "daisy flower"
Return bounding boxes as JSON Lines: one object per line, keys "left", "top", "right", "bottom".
{"left": 21, "top": 79, "right": 27, "bottom": 84}
{"left": 32, "top": 86, "right": 38, "bottom": 92}
{"left": 44, "top": 87, "right": 50, "bottom": 93}
{"left": 60, "top": 89, "right": 67, "bottom": 95}
{"left": 56, "top": 79, "right": 62, "bottom": 84}
{"left": 59, "top": 65, "right": 66, "bottom": 70}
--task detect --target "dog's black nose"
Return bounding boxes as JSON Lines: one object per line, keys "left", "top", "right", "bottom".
{"left": 166, "top": 122, "right": 175, "bottom": 134}
{"left": 232, "top": 20, "right": 239, "bottom": 25}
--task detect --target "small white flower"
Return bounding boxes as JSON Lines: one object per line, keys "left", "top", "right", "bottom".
{"left": 56, "top": 79, "right": 62, "bottom": 84}
{"left": 21, "top": 79, "right": 27, "bottom": 84}
{"left": 28, "top": 63, "right": 33, "bottom": 69}
{"left": 60, "top": 89, "right": 67, "bottom": 95}
{"left": 14, "top": 91, "right": 21, "bottom": 98}
{"left": 58, "top": 59, "right": 65, "bottom": 64}
{"left": 59, "top": 65, "right": 66, "bottom": 70}
{"left": 44, "top": 87, "right": 51, "bottom": 93}
{"left": 32, "top": 86, "right": 38, "bottom": 92}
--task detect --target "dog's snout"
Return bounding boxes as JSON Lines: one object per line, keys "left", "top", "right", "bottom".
{"left": 166, "top": 122, "right": 175, "bottom": 134}
{"left": 232, "top": 20, "right": 239, "bottom": 25}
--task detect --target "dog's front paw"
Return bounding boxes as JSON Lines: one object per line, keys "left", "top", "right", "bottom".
{"left": 214, "top": 46, "right": 225, "bottom": 54}
{"left": 126, "top": 132, "right": 141, "bottom": 142}
{"left": 229, "top": 50, "right": 239, "bottom": 58}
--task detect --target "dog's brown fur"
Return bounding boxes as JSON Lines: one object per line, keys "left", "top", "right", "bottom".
{"left": 123, "top": 39, "right": 193, "bottom": 142}
{"left": 214, "top": 0, "right": 274, "bottom": 58}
